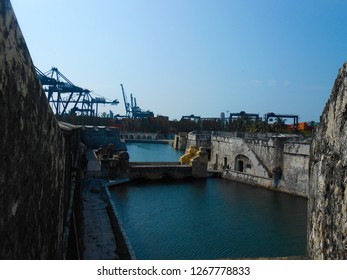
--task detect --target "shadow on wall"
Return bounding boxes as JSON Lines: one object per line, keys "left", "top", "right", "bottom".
{"left": 0, "top": 1, "right": 83, "bottom": 259}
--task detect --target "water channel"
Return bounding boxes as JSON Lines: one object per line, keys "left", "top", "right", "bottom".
{"left": 110, "top": 142, "right": 308, "bottom": 260}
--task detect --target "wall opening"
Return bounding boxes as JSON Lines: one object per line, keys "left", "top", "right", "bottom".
{"left": 174, "top": 136, "right": 179, "bottom": 149}
{"left": 235, "top": 154, "right": 251, "bottom": 173}
{"left": 214, "top": 154, "right": 218, "bottom": 170}
{"left": 224, "top": 157, "right": 228, "bottom": 169}
{"left": 237, "top": 160, "right": 244, "bottom": 172}
{"left": 206, "top": 149, "right": 211, "bottom": 161}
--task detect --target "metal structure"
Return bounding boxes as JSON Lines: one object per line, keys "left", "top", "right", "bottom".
{"left": 264, "top": 112, "right": 299, "bottom": 127}
{"left": 181, "top": 114, "right": 201, "bottom": 122}
{"left": 229, "top": 111, "right": 260, "bottom": 122}
{"left": 120, "top": 83, "right": 131, "bottom": 117}
{"left": 36, "top": 67, "right": 119, "bottom": 116}
{"left": 120, "top": 84, "right": 154, "bottom": 118}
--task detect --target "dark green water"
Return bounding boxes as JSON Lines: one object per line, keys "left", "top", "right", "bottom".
{"left": 110, "top": 142, "right": 307, "bottom": 260}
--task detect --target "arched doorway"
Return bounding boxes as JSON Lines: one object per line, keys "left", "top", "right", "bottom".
{"left": 234, "top": 154, "right": 251, "bottom": 173}
{"left": 237, "top": 160, "right": 244, "bottom": 172}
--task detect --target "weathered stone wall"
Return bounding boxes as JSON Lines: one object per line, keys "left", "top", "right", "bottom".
{"left": 245, "top": 138, "right": 285, "bottom": 173}
{"left": 186, "top": 131, "right": 211, "bottom": 153}
{"left": 0, "top": 0, "right": 82, "bottom": 259}
{"left": 129, "top": 163, "right": 192, "bottom": 180}
{"left": 206, "top": 133, "right": 309, "bottom": 197}
{"left": 223, "top": 170, "right": 274, "bottom": 190}
{"left": 173, "top": 132, "right": 187, "bottom": 150}
{"left": 209, "top": 136, "right": 270, "bottom": 178}
{"left": 121, "top": 131, "right": 158, "bottom": 141}
{"left": 307, "top": 62, "right": 347, "bottom": 259}
{"left": 82, "top": 126, "right": 126, "bottom": 150}
{"left": 282, "top": 142, "right": 310, "bottom": 196}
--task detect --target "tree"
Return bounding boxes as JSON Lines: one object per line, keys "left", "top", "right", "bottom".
{"left": 100, "top": 112, "right": 108, "bottom": 118}
{"left": 247, "top": 120, "right": 271, "bottom": 133}
{"left": 271, "top": 117, "right": 286, "bottom": 133}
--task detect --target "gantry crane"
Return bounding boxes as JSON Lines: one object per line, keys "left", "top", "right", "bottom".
{"left": 264, "top": 112, "right": 298, "bottom": 127}
{"left": 36, "top": 67, "right": 119, "bottom": 116}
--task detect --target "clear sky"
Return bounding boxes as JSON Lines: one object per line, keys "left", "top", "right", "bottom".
{"left": 10, "top": 0, "right": 347, "bottom": 121}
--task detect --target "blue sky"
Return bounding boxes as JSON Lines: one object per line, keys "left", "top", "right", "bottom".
{"left": 10, "top": 0, "right": 347, "bottom": 121}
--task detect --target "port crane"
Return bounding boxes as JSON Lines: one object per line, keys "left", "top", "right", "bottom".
{"left": 36, "top": 67, "right": 119, "bottom": 116}
{"left": 264, "top": 112, "right": 298, "bottom": 127}
{"left": 120, "top": 84, "right": 154, "bottom": 118}
{"left": 120, "top": 83, "right": 131, "bottom": 117}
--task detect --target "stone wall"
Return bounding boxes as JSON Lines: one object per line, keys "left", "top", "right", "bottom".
{"left": 0, "top": 0, "right": 82, "bottom": 259}
{"left": 172, "top": 132, "right": 187, "bottom": 150}
{"left": 282, "top": 142, "right": 310, "bottom": 196}
{"left": 245, "top": 138, "right": 285, "bottom": 173}
{"left": 222, "top": 153, "right": 309, "bottom": 198}
{"left": 187, "top": 131, "right": 310, "bottom": 197}
{"left": 121, "top": 131, "right": 158, "bottom": 141}
{"left": 223, "top": 170, "right": 274, "bottom": 190}
{"left": 186, "top": 131, "right": 211, "bottom": 153}
{"left": 209, "top": 136, "right": 271, "bottom": 178}
{"left": 129, "top": 163, "right": 192, "bottom": 180}
{"left": 307, "top": 62, "right": 347, "bottom": 259}
{"left": 82, "top": 126, "right": 126, "bottom": 150}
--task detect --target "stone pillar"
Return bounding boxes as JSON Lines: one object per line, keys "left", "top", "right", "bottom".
{"left": 107, "top": 151, "right": 130, "bottom": 179}
{"left": 307, "top": 62, "right": 347, "bottom": 259}
{"left": 191, "top": 147, "right": 208, "bottom": 178}
{"left": 173, "top": 132, "right": 187, "bottom": 150}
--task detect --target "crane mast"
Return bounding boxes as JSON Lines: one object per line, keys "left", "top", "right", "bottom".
{"left": 120, "top": 84, "right": 131, "bottom": 117}
{"left": 119, "top": 84, "right": 154, "bottom": 119}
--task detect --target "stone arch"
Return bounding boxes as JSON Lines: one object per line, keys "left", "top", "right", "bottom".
{"left": 137, "top": 135, "right": 141, "bottom": 139}
{"left": 147, "top": 135, "right": 152, "bottom": 140}
{"left": 130, "top": 134, "right": 134, "bottom": 139}
{"left": 234, "top": 154, "right": 252, "bottom": 173}
{"left": 142, "top": 135, "right": 146, "bottom": 139}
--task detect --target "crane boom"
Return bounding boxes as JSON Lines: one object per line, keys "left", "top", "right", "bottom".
{"left": 120, "top": 84, "right": 131, "bottom": 117}
{"left": 120, "top": 83, "right": 154, "bottom": 118}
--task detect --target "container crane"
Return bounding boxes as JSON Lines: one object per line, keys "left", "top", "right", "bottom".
{"left": 36, "top": 66, "right": 119, "bottom": 116}
{"left": 120, "top": 84, "right": 154, "bottom": 118}
{"left": 120, "top": 83, "right": 131, "bottom": 117}
{"left": 264, "top": 112, "right": 298, "bottom": 127}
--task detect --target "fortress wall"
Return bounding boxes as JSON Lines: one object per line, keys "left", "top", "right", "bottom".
{"left": 281, "top": 142, "right": 310, "bottom": 197}
{"left": 188, "top": 130, "right": 309, "bottom": 197}
{"left": 244, "top": 138, "right": 285, "bottom": 172}
{"left": 0, "top": 0, "right": 81, "bottom": 259}
{"left": 307, "top": 62, "right": 347, "bottom": 259}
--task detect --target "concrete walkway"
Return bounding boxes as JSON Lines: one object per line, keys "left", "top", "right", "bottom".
{"left": 86, "top": 149, "right": 101, "bottom": 176}
{"left": 82, "top": 150, "right": 120, "bottom": 260}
